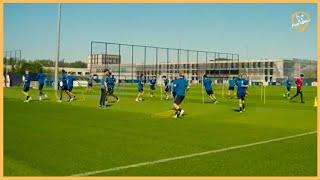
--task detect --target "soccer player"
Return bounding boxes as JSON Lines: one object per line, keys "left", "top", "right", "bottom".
{"left": 171, "top": 77, "right": 177, "bottom": 99}
{"left": 87, "top": 74, "right": 94, "bottom": 92}
{"left": 173, "top": 74, "right": 189, "bottom": 118}
{"left": 284, "top": 77, "right": 292, "bottom": 98}
{"left": 67, "top": 72, "right": 76, "bottom": 100}
{"left": 22, "top": 70, "right": 31, "bottom": 102}
{"left": 106, "top": 72, "right": 120, "bottom": 103}
{"left": 149, "top": 76, "right": 157, "bottom": 97}
{"left": 136, "top": 74, "right": 145, "bottom": 102}
{"left": 163, "top": 76, "right": 170, "bottom": 100}
{"left": 227, "top": 77, "right": 236, "bottom": 97}
{"left": 235, "top": 74, "right": 248, "bottom": 113}
{"left": 290, "top": 74, "right": 305, "bottom": 103}
{"left": 99, "top": 69, "right": 108, "bottom": 108}
{"left": 36, "top": 69, "right": 48, "bottom": 101}
{"left": 203, "top": 74, "right": 217, "bottom": 103}
{"left": 58, "top": 69, "right": 72, "bottom": 102}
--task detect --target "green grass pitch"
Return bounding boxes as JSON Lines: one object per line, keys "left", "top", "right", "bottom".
{"left": 4, "top": 84, "right": 317, "bottom": 176}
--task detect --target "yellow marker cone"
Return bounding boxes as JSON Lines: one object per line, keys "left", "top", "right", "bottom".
{"left": 314, "top": 97, "right": 317, "bottom": 107}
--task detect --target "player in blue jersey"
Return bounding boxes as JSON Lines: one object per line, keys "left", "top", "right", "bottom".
{"left": 163, "top": 76, "right": 170, "bottom": 100}
{"left": 36, "top": 69, "right": 48, "bottom": 101}
{"left": 171, "top": 77, "right": 178, "bottom": 99}
{"left": 67, "top": 72, "right": 79, "bottom": 101}
{"left": 235, "top": 74, "right": 248, "bottom": 113}
{"left": 22, "top": 70, "right": 32, "bottom": 102}
{"left": 66, "top": 72, "right": 76, "bottom": 101}
{"left": 99, "top": 69, "right": 108, "bottom": 108}
{"left": 87, "top": 74, "right": 94, "bottom": 92}
{"left": 136, "top": 74, "right": 145, "bottom": 102}
{"left": 106, "top": 72, "right": 120, "bottom": 103}
{"left": 173, "top": 74, "right": 189, "bottom": 118}
{"left": 227, "top": 77, "right": 236, "bottom": 97}
{"left": 283, "top": 77, "right": 292, "bottom": 98}
{"left": 67, "top": 72, "right": 75, "bottom": 92}
{"left": 58, "top": 69, "right": 73, "bottom": 102}
{"left": 203, "top": 74, "right": 217, "bottom": 103}
{"left": 149, "top": 76, "right": 157, "bottom": 98}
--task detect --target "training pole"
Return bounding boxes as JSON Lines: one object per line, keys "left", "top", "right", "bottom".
{"left": 260, "top": 84, "right": 263, "bottom": 102}
{"left": 220, "top": 78, "right": 225, "bottom": 97}
{"left": 263, "top": 85, "right": 266, "bottom": 104}
{"left": 222, "top": 78, "right": 225, "bottom": 97}
{"left": 54, "top": 3, "right": 61, "bottom": 96}
{"left": 160, "top": 82, "right": 163, "bottom": 100}
{"left": 201, "top": 76, "right": 205, "bottom": 104}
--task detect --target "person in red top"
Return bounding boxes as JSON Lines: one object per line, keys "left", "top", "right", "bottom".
{"left": 290, "top": 74, "right": 304, "bottom": 103}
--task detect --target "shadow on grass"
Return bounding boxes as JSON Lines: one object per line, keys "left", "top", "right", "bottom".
{"left": 233, "top": 109, "right": 241, "bottom": 112}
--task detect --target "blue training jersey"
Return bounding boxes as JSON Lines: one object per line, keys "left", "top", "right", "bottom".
{"left": 36, "top": 73, "right": 46, "bottom": 85}
{"left": 67, "top": 75, "right": 75, "bottom": 88}
{"left": 23, "top": 73, "right": 30, "bottom": 87}
{"left": 172, "top": 79, "right": 177, "bottom": 93}
{"left": 286, "top": 80, "right": 292, "bottom": 87}
{"left": 203, "top": 78, "right": 212, "bottom": 91}
{"left": 111, "top": 77, "right": 116, "bottom": 87}
{"left": 149, "top": 79, "right": 156, "bottom": 87}
{"left": 138, "top": 78, "right": 144, "bottom": 89}
{"left": 236, "top": 78, "right": 246, "bottom": 95}
{"left": 228, "top": 79, "right": 235, "bottom": 88}
{"left": 61, "top": 73, "right": 68, "bottom": 87}
{"left": 100, "top": 76, "right": 107, "bottom": 89}
{"left": 164, "top": 79, "right": 169, "bottom": 87}
{"left": 106, "top": 76, "right": 114, "bottom": 89}
{"left": 174, "top": 77, "right": 188, "bottom": 96}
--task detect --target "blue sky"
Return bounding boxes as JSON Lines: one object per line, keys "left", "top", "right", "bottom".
{"left": 4, "top": 3, "right": 317, "bottom": 62}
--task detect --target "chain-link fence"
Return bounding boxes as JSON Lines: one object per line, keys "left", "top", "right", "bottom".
{"left": 89, "top": 41, "right": 240, "bottom": 84}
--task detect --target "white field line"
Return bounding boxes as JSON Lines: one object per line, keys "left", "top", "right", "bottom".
{"left": 71, "top": 131, "right": 317, "bottom": 176}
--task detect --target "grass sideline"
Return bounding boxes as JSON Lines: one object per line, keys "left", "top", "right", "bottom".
{"left": 4, "top": 84, "right": 317, "bottom": 176}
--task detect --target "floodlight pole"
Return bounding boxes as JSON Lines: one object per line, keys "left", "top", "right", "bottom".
{"left": 5, "top": 51, "right": 11, "bottom": 75}
{"left": 187, "top": 50, "right": 189, "bottom": 81}
{"left": 177, "top": 49, "right": 180, "bottom": 73}
{"left": 104, "top": 43, "right": 108, "bottom": 69}
{"left": 14, "top": 50, "right": 17, "bottom": 65}
{"left": 19, "top": 50, "right": 22, "bottom": 62}
{"left": 118, "top": 44, "right": 121, "bottom": 84}
{"left": 155, "top": 47, "right": 158, "bottom": 76}
{"left": 205, "top": 52, "right": 208, "bottom": 73}
{"left": 54, "top": 3, "right": 62, "bottom": 91}
{"left": 196, "top": 51, "right": 199, "bottom": 82}
{"left": 166, "top": 48, "right": 169, "bottom": 77}
{"left": 131, "top": 45, "right": 134, "bottom": 84}
{"left": 144, "top": 46, "right": 146, "bottom": 77}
